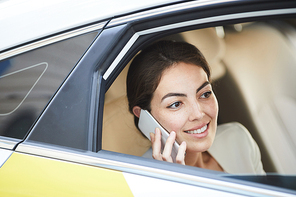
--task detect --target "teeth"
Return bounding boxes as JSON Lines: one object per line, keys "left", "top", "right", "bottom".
{"left": 185, "top": 125, "right": 207, "bottom": 134}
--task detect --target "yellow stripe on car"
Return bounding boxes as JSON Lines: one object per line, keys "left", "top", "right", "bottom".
{"left": 0, "top": 152, "right": 133, "bottom": 197}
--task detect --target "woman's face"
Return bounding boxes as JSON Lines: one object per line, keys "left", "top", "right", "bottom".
{"left": 150, "top": 62, "right": 218, "bottom": 153}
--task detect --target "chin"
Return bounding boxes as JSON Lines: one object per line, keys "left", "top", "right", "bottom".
{"left": 186, "top": 140, "right": 213, "bottom": 153}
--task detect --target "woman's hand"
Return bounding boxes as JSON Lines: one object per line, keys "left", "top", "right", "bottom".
{"left": 150, "top": 128, "right": 186, "bottom": 165}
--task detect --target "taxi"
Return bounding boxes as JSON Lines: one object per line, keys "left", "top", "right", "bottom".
{"left": 0, "top": 0, "right": 296, "bottom": 196}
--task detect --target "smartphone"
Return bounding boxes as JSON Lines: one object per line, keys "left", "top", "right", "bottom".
{"left": 138, "top": 109, "right": 180, "bottom": 162}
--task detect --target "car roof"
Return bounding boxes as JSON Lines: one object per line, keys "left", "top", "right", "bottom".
{"left": 0, "top": 0, "right": 181, "bottom": 52}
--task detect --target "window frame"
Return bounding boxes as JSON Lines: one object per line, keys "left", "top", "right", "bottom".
{"left": 96, "top": 0, "right": 296, "bottom": 194}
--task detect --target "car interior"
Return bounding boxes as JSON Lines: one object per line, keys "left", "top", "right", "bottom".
{"left": 103, "top": 19, "right": 296, "bottom": 174}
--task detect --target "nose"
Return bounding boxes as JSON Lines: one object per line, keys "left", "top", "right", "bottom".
{"left": 188, "top": 100, "right": 204, "bottom": 121}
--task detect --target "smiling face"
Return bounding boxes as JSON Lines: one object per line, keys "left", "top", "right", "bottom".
{"left": 150, "top": 62, "right": 218, "bottom": 153}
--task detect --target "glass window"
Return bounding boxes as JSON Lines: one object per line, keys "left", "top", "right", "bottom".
{"left": 0, "top": 32, "right": 97, "bottom": 140}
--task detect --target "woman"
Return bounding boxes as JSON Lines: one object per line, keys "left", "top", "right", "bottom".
{"left": 126, "top": 40, "right": 265, "bottom": 174}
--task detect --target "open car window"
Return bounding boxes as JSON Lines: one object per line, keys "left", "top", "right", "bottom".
{"left": 102, "top": 18, "right": 296, "bottom": 192}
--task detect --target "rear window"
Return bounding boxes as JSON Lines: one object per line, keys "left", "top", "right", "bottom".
{"left": 0, "top": 32, "right": 97, "bottom": 140}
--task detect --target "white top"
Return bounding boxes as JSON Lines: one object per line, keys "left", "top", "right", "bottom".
{"left": 142, "top": 122, "right": 265, "bottom": 174}
{"left": 208, "top": 122, "right": 265, "bottom": 174}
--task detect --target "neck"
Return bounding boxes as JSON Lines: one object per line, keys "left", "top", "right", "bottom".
{"left": 185, "top": 151, "right": 207, "bottom": 168}
{"left": 185, "top": 151, "right": 224, "bottom": 172}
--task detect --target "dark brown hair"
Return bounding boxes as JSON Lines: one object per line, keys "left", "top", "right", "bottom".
{"left": 126, "top": 40, "right": 211, "bottom": 127}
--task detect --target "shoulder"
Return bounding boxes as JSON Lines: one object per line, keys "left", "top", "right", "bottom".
{"left": 215, "top": 122, "right": 254, "bottom": 147}
{"left": 209, "top": 122, "right": 265, "bottom": 174}
{"left": 211, "top": 122, "right": 254, "bottom": 156}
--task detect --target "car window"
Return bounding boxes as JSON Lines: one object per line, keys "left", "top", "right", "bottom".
{"left": 102, "top": 19, "right": 296, "bottom": 176}
{"left": 0, "top": 32, "right": 97, "bottom": 141}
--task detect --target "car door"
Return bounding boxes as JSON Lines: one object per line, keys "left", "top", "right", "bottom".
{"left": 0, "top": 21, "right": 247, "bottom": 196}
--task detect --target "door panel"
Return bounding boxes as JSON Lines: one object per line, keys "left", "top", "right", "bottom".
{"left": 0, "top": 152, "right": 133, "bottom": 196}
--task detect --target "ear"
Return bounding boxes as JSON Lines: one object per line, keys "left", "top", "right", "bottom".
{"left": 132, "top": 106, "right": 141, "bottom": 118}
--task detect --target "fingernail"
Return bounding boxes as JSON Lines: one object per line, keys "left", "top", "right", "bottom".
{"left": 154, "top": 128, "right": 159, "bottom": 134}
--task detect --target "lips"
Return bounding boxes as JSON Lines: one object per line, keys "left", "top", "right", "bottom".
{"left": 184, "top": 124, "right": 208, "bottom": 134}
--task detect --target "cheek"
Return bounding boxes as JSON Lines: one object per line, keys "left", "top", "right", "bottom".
{"left": 154, "top": 111, "right": 187, "bottom": 133}
{"left": 207, "top": 96, "right": 219, "bottom": 119}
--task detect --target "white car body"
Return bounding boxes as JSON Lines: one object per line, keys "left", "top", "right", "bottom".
{"left": 0, "top": 0, "right": 296, "bottom": 196}
{"left": 0, "top": 0, "right": 181, "bottom": 52}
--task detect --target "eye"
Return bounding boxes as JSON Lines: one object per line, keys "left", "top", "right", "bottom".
{"left": 200, "top": 91, "right": 212, "bottom": 99}
{"left": 167, "top": 101, "right": 182, "bottom": 109}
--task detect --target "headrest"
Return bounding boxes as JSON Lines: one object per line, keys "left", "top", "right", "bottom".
{"left": 180, "top": 28, "right": 226, "bottom": 80}
{"left": 102, "top": 95, "right": 151, "bottom": 156}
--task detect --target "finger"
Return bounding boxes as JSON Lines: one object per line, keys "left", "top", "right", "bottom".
{"left": 162, "top": 131, "right": 176, "bottom": 163}
{"left": 150, "top": 132, "right": 155, "bottom": 143}
{"left": 176, "top": 141, "right": 186, "bottom": 165}
{"left": 152, "top": 128, "right": 163, "bottom": 160}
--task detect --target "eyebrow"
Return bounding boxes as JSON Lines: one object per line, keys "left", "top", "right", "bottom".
{"left": 197, "top": 81, "right": 210, "bottom": 93}
{"left": 161, "top": 81, "right": 210, "bottom": 102}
